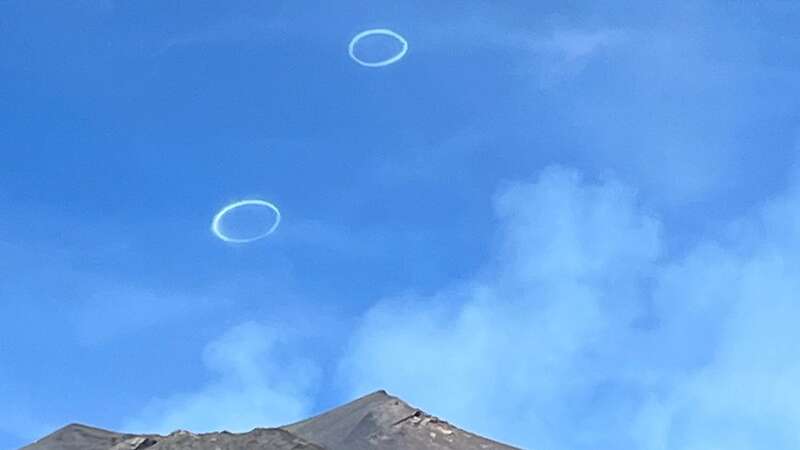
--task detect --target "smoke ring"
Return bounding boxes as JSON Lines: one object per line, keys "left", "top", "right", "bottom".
{"left": 348, "top": 28, "right": 408, "bottom": 67}
{"left": 211, "top": 199, "right": 281, "bottom": 243}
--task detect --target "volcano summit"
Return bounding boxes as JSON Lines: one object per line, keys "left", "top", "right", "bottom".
{"left": 20, "top": 390, "right": 519, "bottom": 450}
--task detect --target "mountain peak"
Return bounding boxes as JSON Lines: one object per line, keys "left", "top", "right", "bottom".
{"left": 283, "top": 390, "right": 519, "bottom": 450}
{"left": 19, "top": 391, "right": 518, "bottom": 450}
{"left": 20, "top": 423, "right": 151, "bottom": 450}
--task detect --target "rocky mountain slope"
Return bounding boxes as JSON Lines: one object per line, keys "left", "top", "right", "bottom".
{"left": 20, "top": 391, "right": 519, "bottom": 450}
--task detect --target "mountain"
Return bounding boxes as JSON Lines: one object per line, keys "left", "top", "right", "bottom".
{"left": 19, "top": 425, "right": 321, "bottom": 450}
{"left": 19, "top": 391, "right": 520, "bottom": 450}
{"left": 284, "top": 390, "right": 518, "bottom": 450}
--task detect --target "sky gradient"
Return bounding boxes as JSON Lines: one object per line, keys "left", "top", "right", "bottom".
{"left": 2, "top": 1, "right": 800, "bottom": 449}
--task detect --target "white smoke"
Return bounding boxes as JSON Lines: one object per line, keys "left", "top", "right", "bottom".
{"left": 339, "top": 165, "right": 800, "bottom": 450}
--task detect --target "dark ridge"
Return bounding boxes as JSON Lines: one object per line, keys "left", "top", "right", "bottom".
{"left": 19, "top": 391, "right": 520, "bottom": 450}
{"left": 19, "top": 423, "right": 155, "bottom": 450}
{"left": 282, "top": 390, "right": 520, "bottom": 450}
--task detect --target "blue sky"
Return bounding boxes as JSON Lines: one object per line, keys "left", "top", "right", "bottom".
{"left": 2, "top": 1, "right": 800, "bottom": 449}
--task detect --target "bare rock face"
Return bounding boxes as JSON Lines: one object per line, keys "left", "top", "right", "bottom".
{"left": 283, "top": 391, "right": 519, "bottom": 450}
{"left": 109, "top": 436, "right": 159, "bottom": 450}
{"left": 19, "top": 424, "right": 159, "bottom": 450}
{"left": 20, "top": 425, "right": 322, "bottom": 450}
{"left": 19, "top": 391, "right": 519, "bottom": 450}
{"left": 136, "top": 429, "right": 323, "bottom": 450}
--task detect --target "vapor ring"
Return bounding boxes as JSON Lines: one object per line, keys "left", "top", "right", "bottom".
{"left": 348, "top": 28, "right": 408, "bottom": 67}
{"left": 211, "top": 199, "right": 281, "bottom": 243}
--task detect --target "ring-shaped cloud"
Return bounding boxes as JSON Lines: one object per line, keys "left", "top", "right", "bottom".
{"left": 348, "top": 28, "right": 408, "bottom": 67}
{"left": 211, "top": 199, "right": 281, "bottom": 243}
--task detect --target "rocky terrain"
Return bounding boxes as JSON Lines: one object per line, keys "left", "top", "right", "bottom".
{"left": 20, "top": 391, "right": 519, "bottom": 450}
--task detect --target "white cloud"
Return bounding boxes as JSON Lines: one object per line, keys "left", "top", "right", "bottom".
{"left": 632, "top": 179, "right": 800, "bottom": 450}
{"left": 339, "top": 166, "right": 661, "bottom": 449}
{"left": 426, "top": 19, "right": 626, "bottom": 83}
{"left": 524, "top": 28, "right": 625, "bottom": 83}
{"left": 537, "top": 29, "right": 624, "bottom": 62}
{"left": 123, "top": 322, "right": 318, "bottom": 434}
{"left": 338, "top": 165, "right": 800, "bottom": 449}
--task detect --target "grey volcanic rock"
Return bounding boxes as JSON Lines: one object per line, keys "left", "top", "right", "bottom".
{"left": 19, "top": 391, "right": 519, "bottom": 450}
{"left": 19, "top": 424, "right": 158, "bottom": 450}
{"left": 21, "top": 425, "right": 322, "bottom": 450}
{"left": 134, "top": 429, "right": 322, "bottom": 450}
{"left": 283, "top": 391, "right": 519, "bottom": 450}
